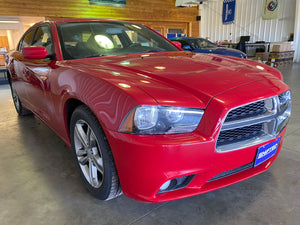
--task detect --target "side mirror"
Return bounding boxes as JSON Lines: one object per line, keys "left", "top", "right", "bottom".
{"left": 172, "top": 41, "right": 182, "bottom": 49}
{"left": 182, "top": 45, "right": 192, "bottom": 50}
{"left": 22, "top": 46, "right": 48, "bottom": 59}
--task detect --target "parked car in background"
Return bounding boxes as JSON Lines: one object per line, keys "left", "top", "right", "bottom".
{"left": 6, "top": 19, "right": 291, "bottom": 203}
{"left": 170, "top": 37, "right": 247, "bottom": 58}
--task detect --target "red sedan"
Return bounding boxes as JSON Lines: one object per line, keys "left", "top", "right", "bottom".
{"left": 6, "top": 19, "right": 291, "bottom": 202}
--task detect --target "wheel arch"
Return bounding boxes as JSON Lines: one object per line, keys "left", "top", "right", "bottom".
{"left": 65, "top": 98, "right": 85, "bottom": 134}
{"left": 65, "top": 98, "right": 109, "bottom": 138}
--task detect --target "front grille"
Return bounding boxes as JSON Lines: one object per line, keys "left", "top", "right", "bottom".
{"left": 217, "top": 123, "right": 264, "bottom": 147}
{"left": 216, "top": 91, "right": 291, "bottom": 152}
{"left": 225, "top": 100, "right": 267, "bottom": 122}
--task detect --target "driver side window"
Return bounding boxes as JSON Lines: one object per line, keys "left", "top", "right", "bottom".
{"left": 32, "top": 26, "right": 54, "bottom": 56}
{"left": 178, "top": 40, "right": 191, "bottom": 50}
{"left": 18, "top": 29, "right": 35, "bottom": 51}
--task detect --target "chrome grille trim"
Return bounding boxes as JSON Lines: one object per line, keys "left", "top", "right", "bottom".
{"left": 216, "top": 91, "right": 291, "bottom": 152}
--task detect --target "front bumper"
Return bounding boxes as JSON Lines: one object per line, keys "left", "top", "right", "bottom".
{"left": 106, "top": 127, "right": 286, "bottom": 203}
{"left": 105, "top": 80, "right": 290, "bottom": 202}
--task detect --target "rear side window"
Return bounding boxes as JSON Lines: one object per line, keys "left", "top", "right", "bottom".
{"left": 189, "top": 39, "right": 216, "bottom": 49}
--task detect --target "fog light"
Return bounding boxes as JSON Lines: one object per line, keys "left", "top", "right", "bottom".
{"left": 160, "top": 180, "right": 171, "bottom": 191}
{"left": 158, "top": 175, "right": 196, "bottom": 194}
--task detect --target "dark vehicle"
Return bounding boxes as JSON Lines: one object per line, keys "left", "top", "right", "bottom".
{"left": 171, "top": 37, "right": 247, "bottom": 58}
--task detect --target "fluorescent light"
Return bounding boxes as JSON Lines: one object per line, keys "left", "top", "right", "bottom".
{"left": 0, "top": 21, "right": 19, "bottom": 23}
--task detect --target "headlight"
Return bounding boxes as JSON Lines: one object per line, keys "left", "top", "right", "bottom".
{"left": 278, "top": 90, "right": 291, "bottom": 110}
{"left": 119, "top": 105, "right": 204, "bottom": 134}
{"left": 276, "top": 90, "right": 292, "bottom": 134}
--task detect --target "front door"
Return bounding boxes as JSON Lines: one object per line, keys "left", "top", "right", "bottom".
{"left": 19, "top": 25, "right": 55, "bottom": 123}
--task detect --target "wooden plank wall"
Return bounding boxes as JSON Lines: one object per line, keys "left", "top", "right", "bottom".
{"left": 0, "top": 36, "right": 8, "bottom": 65}
{"left": 0, "top": 36, "right": 9, "bottom": 48}
{"left": 0, "top": 0, "right": 199, "bottom": 37}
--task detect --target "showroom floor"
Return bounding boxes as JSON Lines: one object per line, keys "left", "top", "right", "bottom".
{"left": 0, "top": 64, "right": 299, "bottom": 225}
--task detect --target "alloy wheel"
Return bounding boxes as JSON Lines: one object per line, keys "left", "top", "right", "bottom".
{"left": 73, "top": 119, "right": 104, "bottom": 188}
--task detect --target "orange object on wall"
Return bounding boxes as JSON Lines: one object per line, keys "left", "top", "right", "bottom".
{"left": 0, "top": 36, "right": 9, "bottom": 49}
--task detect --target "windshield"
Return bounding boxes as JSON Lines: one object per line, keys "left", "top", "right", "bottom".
{"left": 189, "top": 38, "right": 216, "bottom": 49}
{"left": 56, "top": 21, "right": 179, "bottom": 60}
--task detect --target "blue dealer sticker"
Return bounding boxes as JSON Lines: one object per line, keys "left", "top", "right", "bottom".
{"left": 254, "top": 137, "right": 281, "bottom": 167}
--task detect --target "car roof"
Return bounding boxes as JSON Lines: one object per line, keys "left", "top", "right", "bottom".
{"left": 171, "top": 37, "right": 206, "bottom": 40}
{"left": 34, "top": 18, "right": 136, "bottom": 26}
{"left": 53, "top": 18, "right": 124, "bottom": 24}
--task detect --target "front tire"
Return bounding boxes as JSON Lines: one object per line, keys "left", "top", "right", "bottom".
{"left": 70, "top": 105, "right": 122, "bottom": 200}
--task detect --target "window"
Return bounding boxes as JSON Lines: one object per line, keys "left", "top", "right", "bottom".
{"left": 177, "top": 39, "right": 190, "bottom": 46}
{"left": 94, "top": 35, "right": 114, "bottom": 49}
{"left": 189, "top": 39, "right": 216, "bottom": 49}
{"left": 57, "top": 21, "right": 178, "bottom": 60}
{"left": 168, "top": 29, "right": 184, "bottom": 34}
{"left": 18, "top": 25, "right": 54, "bottom": 59}
{"left": 19, "top": 29, "right": 35, "bottom": 50}
{"left": 32, "top": 26, "right": 54, "bottom": 55}
{"left": 112, "top": 35, "right": 123, "bottom": 48}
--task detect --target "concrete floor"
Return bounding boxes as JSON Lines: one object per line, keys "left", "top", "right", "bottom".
{"left": 0, "top": 64, "right": 300, "bottom": 225}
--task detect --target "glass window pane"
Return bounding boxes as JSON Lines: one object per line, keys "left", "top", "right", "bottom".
{"left": 168, "top": 29, "right": 184, "bottom": 34}
{"left": 32, "top": 26, "right": 54, "bottom": 55}
{"left": 20, "top": 29, "right": 35, "bottom": 49}
{"left": 57, "top": 21, "right": 178, "bottom": 60}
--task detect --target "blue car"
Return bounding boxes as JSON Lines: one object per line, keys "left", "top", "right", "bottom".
{"left": 170, "top": 37, "right": 247, "bottom": 58}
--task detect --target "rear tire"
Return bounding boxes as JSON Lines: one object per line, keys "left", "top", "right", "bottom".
{"left": 70, "top": 105, "right": 122, "bottom": 200}
{"left": 10, "top": 83, "right": 32, "bottom": 116}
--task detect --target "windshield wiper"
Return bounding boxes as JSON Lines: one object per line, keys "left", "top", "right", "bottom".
{"left": 86, "top": 54, "right": 107, "bottom": 58}
{"left": 143, "top": 49, "right": 164, "bottom": 53}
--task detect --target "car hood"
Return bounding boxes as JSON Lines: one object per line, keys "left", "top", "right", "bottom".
{"left": 63, "top": 51, "right": 279, "bottom": 108}
{"left": 193, "top": 47, "right": 245, "bottom": 57}
{"left": 214, "top": 47, "right": 246, "bottom": 56}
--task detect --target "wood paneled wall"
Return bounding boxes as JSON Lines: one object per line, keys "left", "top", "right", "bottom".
{"left": 0, "top": 0, "right": 199, "bottom": 37}
{"left": 0, "top": 36, "right": 9, "bottom": 48}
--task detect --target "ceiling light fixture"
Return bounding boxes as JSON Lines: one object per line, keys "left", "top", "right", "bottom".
{"left": 0, "top": 21, "right": 19, "bottom": 23}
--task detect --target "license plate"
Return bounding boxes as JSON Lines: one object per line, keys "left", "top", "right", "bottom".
{"left": 254, "top": 137, "right": 281, "bottom": 167}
